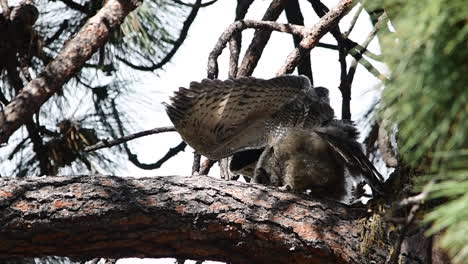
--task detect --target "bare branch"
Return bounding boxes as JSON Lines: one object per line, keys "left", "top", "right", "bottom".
{"left": 173, "top": 0, "right": 218, "bottom": 8}
{"left": 285, "top": 0, "right": 313, "bottom": 83}
{"left": 207, "top": 20, "right": 309, "bottom": 79}
{"left": 59, "top": 0, "right": 88, "bottom": 13}
{"left": 228, "top": 0, "right": 255, "bottom": 78}
{"left": 344, "top": 4, "right": 364, "bottom": 37}
{"left": 236, "top": 0, "right": 288, "bottom": 77}
{"left": 84, "top": 126, "right": 176, "bottom": 152}
{"left": 0, "top": 0, "right": 142, "bottom": 144}
{"left": 116, "top": 0, "right": 201, "bottom": 71}
{"left": 277, "top": 0, "right": 356, "bottom": 75}
{"left": 339, "top": 12, "right": 388, "bottom": 119}
{"left": 127, "top": 141, "right": 187, "bottom": 170}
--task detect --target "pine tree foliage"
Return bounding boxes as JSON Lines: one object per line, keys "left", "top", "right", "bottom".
{"left": 381, "top": 0, "right": 468, "bottom": 262}
{"left": 0, "top": 0, "right": 195, "bottom": 176}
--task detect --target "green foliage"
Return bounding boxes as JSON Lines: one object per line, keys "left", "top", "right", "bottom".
{"left": 381, "top": 0, "right": 468, "bottom": 262}
{"left": 0, "top": 0, "right": 195, "bottom": 176}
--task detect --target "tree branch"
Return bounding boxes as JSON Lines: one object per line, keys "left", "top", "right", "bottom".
{"left": 227, "top": 0, "right": 255, "bottom": 78}
{"left": 277, "top": 0, "right": 356, "bottom": 75}
{"left": 173, "top": 0, "right": 218, "bottom": 8}
{"left": 116, "top": 0, "right": 201, "bottom": 71}
{"left": 126, "top": 141, "right": 188, "bottom": 170}
{"left": 0, "top": 175, "right": 390, "bottom": 263}
{"left": 0, "top": 0, "right": 142, "bottom": 144}
{"left": 236, "top": 0, "right": 288, "bottom": 77}
{"left": 84, "top": 126, "right": 176, "bottom": 152}
{"left": 59, "top": 0, "right": 88, "bottom": 13}
{"left": 285, "top": 0, "right": 313, "bottom": 83}
{"left": 207, "top": 20, "right": 310, "bottom": 79}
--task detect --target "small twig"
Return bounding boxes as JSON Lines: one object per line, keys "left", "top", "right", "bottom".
{"left": 45, "top": 20, "right": 69, "bottom": 45}
{"left": 398, "top": 181, "right": 433, "bottom": 208}
{"left": 84, "top": 126, "right": 176, "bottom": 152}
{"left": 316, "top": 42, "right": 338, "bottom": 50}
{"left": 208, "top": 20, "right": 309, "bottom": 79}
{"left": 277, "top": 0, "right": 356, "bottom": 75}
{"left": 173, "top": 0, "right": 217, "bottom": 7}
{"left": 116, "top": 0, "right": 201, "bottom": 71}
{"left": 338, "top": 37, "right": 349, "bottom": 119}
{"left": 339, "top": 13, "right": 387, "bottom": 119}
{"left": 60, "top": 0, "right": 88, "bottom": 13}
{"left": 351, "top": 54, "right": 388, "bottom": 80}
{"left": 126, "top": 141, "right": 187, "bottom": 170}
{"left": 343, "top": 4, "right": 363, "bottom": 37}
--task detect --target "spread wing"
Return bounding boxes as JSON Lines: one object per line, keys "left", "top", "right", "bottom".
{"left": 164, "top": 75, "right": 312, "bottom": 159}
{"left": 315, "top": 121, "right": 385, "bottom": 194}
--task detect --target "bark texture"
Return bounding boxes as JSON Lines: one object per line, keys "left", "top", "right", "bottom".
{"left": 0, "top": 0, "right": 142, "bottom": 144}
{"left": 0, "top": 175, "right": 390, "bottom": 263}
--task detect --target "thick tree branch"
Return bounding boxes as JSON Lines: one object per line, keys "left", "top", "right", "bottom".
{"left": 0, "top": 175, "right": 390, "bottom": 263}
{"left": 0, "top": 0, "right": 142, "bottom": 144}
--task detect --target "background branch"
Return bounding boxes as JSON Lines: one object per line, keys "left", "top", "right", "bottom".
{"left": 277, "top": 0, "right": 356, "bottom": 75}
{"left": 84, "top": 126, "right": 176, "bottom": 152}
{"left": 285, "top": 0, "right": 313, "bottom": 83}
{"left": 0, "top": 0, "right": 142, "bottom": 144}
{"left": 236, "top": 0, "right": 288, "bottom": 77}
{"left": 116, "top": 0, "right": 201, "bottom": 71}
{"left": 208, "top": 20, "right": 309, "bottom": 79}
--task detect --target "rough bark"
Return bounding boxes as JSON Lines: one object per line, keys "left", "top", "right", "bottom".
{"left": 0, "top": 175, "right": 391, "bottom": 263}
{"left": 0, "top": 0, "right": 142, "bottom": 144}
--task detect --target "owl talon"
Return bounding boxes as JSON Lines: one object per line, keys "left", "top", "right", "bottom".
{"left": 279, "top": 185, "right": 292, "bottom": 191}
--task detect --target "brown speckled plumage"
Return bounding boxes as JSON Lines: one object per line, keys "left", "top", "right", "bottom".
{"left": 165, "top": 75, "right": 384, "bottom": 200}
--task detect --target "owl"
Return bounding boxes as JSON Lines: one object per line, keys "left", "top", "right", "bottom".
{"left": 164, "top": 75, "right": 384, "bottom": 200}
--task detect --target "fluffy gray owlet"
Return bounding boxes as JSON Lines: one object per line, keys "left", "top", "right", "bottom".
{"left": 164, "top": 75, "right": 384, "bottom": 200}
